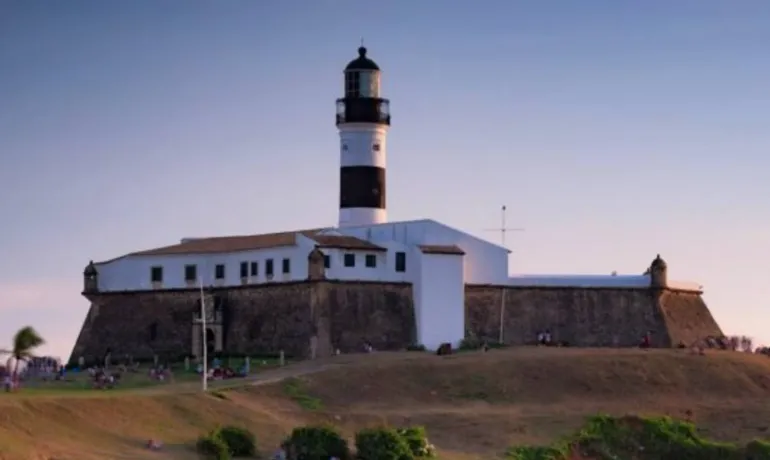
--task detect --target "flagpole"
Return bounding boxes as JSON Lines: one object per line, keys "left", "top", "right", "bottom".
{"left": 199, "top": 277, "right": 208, "bottom": 392}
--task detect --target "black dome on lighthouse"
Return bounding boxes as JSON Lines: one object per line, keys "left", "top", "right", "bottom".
{"left": 345, "top": 46, "right": 380, "bottom": 71}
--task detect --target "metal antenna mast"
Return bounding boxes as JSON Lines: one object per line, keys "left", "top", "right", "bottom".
{"left": 484, "top": 205, "right": 524, "bottom": 249}
{"left": 483, "top": 205, "right": 524, "bottom": 345}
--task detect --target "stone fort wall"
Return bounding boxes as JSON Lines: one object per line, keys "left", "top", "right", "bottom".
{"left": 70, "top": 281, "right": 415, "bottom": 363}
{"left": 70, "top": 281, "right": 722, "bottom": 363}
{"left": 465, "top": 285, "right": 723, "bottom": 347}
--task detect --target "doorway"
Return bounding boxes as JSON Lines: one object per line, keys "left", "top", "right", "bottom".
{"left": 205, "top": 328, "right": 216, "bottom": 355}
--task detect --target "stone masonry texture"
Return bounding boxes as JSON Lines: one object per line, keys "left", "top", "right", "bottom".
{"left": 71, "top": 281, "right": 722, "bottom": 363}
{"left": 464, "top": 285, "right": 723, "bottom": 347}
{"left": 70, "top": 281, "right": 414, "bottom": 363}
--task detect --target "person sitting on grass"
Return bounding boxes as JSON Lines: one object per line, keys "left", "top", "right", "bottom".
{"left": 3, "top": 372, "right": 11, "bottom": 392}
{"left": 639, "top": 332, "right": 651, "bottom": 349}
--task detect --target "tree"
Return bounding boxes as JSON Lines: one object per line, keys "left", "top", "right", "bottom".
{"left": 1, "top": 326, "right": 45, "bottom": 389}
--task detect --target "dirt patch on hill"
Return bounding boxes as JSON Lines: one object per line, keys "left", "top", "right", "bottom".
{"left": 1, "top": 348, "right": 770, "bottom": 459}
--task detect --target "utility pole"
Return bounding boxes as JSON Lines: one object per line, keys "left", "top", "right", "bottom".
{"left": 484, "top": 205, "right": 525, "bottom": 344}
{"left": 198, "top": 278, "right": 208, "bottom": 392}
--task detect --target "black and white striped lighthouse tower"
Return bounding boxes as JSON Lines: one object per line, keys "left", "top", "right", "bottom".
{"left": 336, "top": 46, "right": 391, "bottom": 227}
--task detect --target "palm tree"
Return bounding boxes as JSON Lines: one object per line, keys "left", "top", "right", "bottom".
{"left": 1, "top": 326, "right": 45, "bottom": 389}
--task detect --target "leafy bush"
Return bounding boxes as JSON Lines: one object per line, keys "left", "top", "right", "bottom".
{"left": 395, "top": 426, "right": 436, "bottom": 458}
{"left": 505, "top": 415, "right": 769, "bottom": 460}
{"left": 283, "top": 425, "right": 350, "bottom": 460}
{"left": 214, "top": 425, "right": 257, "bottom": 457}
{"left": 406, "top": 344, "right": 426, "bottom": 352}
{"left": 356, "top": 427, "right": 413, "bottom": 460}
{"left": 505, "top": 445, "right": 566, "bottom": 460}
{"left": 745, "top": 439, "right": 770, "bottom": 459}
{"left": 196, "top": 433, "right": 231, "bottom": 460}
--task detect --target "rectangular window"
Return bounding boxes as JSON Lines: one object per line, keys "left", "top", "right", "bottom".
{"left": 365, "top": 254, "right": 377, "bottom": 268}
{"left": 150, "top": 266, "right": 163, "bottom": 283}
{"left": 282, "top": 258, "right": 291, "bottom": 274}
{"left": 395, "top": 252, "right": 406, "bottom": 272}
{"left": 184, "top": 264, "right": 197, "bottom": 282}
{"left": 323, "top": 255, "right": 330, "bottom": 269}
{"left": 240, "top": 261, "right": 248, "bottom": 278}
{"left": 344, "top": 253, "right": 355, "bottom": 267}
{"left": 265, "top": 259, "right": 274, "bottom": 276}
{"left": 250, "top": 261, "right": 258, "bottom": 276}
{"left": 215, "top": 264, "right": 225, "bottom": 279}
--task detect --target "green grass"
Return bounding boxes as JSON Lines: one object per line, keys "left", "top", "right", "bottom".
{"left": 505, "top": 415, "right": 770, "bottom": 460}
{"left": 282, "top": 377, "right": 323, "bottom": 411}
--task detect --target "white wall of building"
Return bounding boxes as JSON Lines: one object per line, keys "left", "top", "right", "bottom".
{"left": 336, "top": 219, "right": 509, "bottom": 284}
{"left": 297, "top": 234, "right": 416, "bottom": 283}
{"left": 90, "top": 219, "right": 703, "bottom": 293}
{"left": 415, "top": 252, "right": 465, "bottom": 349}
{"left": 95, "top": 246, "right": 305, "bottom": 292}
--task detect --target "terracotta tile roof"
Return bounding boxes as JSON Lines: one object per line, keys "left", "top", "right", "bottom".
{"left": 128, "top": 229, "right": 324, "bottom": 257}
{"left": 309, "top": 234, "right": 386, "bottom": 251}
{"left": 120, "top": 228, "right": 384, "bottom": 258}
{"left": 419, "top": 244, "right": 465, "bottom": 256}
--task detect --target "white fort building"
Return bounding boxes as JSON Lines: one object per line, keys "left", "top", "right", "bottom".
{"left": 80, "top": 47, "right": 710, "bottom": 355}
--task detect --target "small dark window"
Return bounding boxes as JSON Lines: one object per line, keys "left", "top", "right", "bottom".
{"left": 395, "top": 252, "right": 406, "bottom": 272}
{"left": 240, "top": 261, "right": 248, "bottom": 278}
{"left": 150, "top": 266, "right": 163, "bottom": 283}
{"left": 345, "top": 71, "right": 361, "bottom": 97}
{"left": 148, "top": 323, "right": 158, "bottom": 341}
{"left": 184, "top": 264, "right": 197, "bottom": 282}
{"left": 372, "top": 143, "right": 381, "bottom": 152}
{"left": 323, "top": 255, "right": 330, "bottom": 268}
{"left": 282, "top": 258, "right": 291, "bottom": 274}
{"left": 342, "top": 144, "right": 348, "bottom": 151}
{"left": 265, "top": 259, "right": 274, "bottom": 276}
{"left": 344, "top": 254, "right": 355, "bottom": 267}
{"left": 365, "top": 254, "right": 377, "bottom": 268}
{"left": 215, "top": 264, "right": 225, "bottom": 279}
{"left": 250, "top": 262, "right": 258, "bottom": 276}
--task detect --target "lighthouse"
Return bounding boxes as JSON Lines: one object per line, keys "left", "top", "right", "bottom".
{"left": 336, "top": 46, "right": 390, "bottom": 228}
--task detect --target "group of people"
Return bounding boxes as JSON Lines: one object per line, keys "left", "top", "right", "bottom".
{"left": 197, "top": 357, "right": 248, "bottom": 380}
{"left": 536, "top": 330, "right": 554, "bottom": 346}
{"left": 1, "top": 356, "right": 67, "bottom": 391}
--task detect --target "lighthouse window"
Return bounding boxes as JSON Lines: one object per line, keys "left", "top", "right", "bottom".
{"left": 342, "top": 144, "right": 348, "bottom": 151}
{"left": 345, "top": 71, "right": 360, "bottom": 98}
{"left": 372, "top": 143, "right": 380, "bottom": 152}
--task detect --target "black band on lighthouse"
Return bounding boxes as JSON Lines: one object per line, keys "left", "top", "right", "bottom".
{"left": 339, "top": 166, "right": 386, "bottom": 209}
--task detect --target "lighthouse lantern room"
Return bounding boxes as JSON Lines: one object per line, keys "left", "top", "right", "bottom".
{"left": 337, "top": 46, "right": 391, "bottom": 228}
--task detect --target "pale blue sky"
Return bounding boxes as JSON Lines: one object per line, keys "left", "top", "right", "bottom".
{"left": 1, "top": 1, "right": 768, "bottom": 359}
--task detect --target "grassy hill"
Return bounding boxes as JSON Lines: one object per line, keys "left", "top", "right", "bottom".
{"left": 1, "top": 348, "right": 770, "bottom": 459}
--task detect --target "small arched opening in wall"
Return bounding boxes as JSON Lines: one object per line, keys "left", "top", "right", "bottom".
{"left": 205, "top": 328, "right": 216, "bottom": 355}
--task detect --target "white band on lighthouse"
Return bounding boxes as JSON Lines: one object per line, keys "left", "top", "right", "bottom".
{"left": 339, "top": 208, "right": 387, "bottom": 227}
